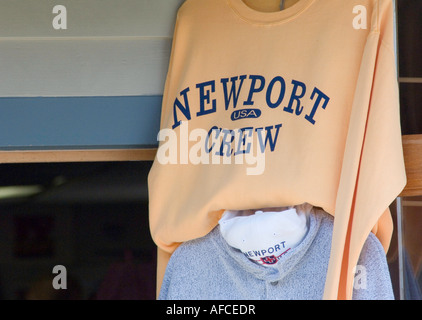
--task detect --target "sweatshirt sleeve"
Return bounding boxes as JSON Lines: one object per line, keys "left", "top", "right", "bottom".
{"left": 324, "top": 0, "right": 407, "bottom": 300}
{"left": 157, "top": 259, "right": 171, "bottom": 300}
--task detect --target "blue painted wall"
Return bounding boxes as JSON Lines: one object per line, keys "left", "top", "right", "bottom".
{"left": 0, "top": 96, "right": 161, "bottom": 150}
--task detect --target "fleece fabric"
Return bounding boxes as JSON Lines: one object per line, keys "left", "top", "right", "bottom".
{"left": 159, "top": 209, "right": 394, "bottom": 300}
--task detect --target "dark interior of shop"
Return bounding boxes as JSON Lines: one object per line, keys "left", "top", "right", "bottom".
{"left": 0, "top": 161, "right": 156, "bottom": 299}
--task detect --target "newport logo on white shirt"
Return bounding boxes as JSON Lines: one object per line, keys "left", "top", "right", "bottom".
{"left": 219, "top": 206, "right": 310, "bottom": 267}
{"left": 243, "top": 241, "right": 291, "bottom": 265}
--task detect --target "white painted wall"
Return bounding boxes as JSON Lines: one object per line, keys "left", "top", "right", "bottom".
{"left": 0, "top": 0, "right": 183, "bottom": 38}
{"left": 0, "top": 0, "right": 185, "bottom": 97}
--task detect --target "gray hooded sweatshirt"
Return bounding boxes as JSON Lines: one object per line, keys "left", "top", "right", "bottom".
{"left": 159, "top": 209, "right": 394, "bottom": 300}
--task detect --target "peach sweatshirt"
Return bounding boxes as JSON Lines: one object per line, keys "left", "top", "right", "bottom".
{"left": 148, "top": 0, "right": 406, "bottom": 300}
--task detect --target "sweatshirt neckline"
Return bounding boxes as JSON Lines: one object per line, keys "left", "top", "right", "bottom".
{"left": 215, "top": 209, "right": 322, "bottom": 282}
{"left": 227, "top": 0, "right": 315, "bottom": 25}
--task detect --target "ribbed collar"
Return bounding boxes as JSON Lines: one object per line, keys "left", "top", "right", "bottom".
{"left": 212, "top": 209, "right": 322, "bottom": 282}
{"left": 226, "top": 0, "right": 315, "bottom": 25}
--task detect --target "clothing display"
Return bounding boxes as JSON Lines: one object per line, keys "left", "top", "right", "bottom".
{"left": 159, "top": 209, "right": 395, "bottom": 300}
{"left": 148, "top": 0, "right": 407, "bottom": 299}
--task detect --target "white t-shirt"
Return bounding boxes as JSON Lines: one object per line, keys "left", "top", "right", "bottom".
{"left": 219, "top": 203, "right": 311, "bottom": 266}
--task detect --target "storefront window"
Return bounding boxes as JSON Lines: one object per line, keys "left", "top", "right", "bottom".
{"left": 388, "top": 0, "right": 422, "bottom": 301}
{"left": 389, "top": 197, "right": 422, "bottom": 300}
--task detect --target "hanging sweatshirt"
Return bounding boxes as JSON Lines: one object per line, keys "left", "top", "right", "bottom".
{"left": 159, "top": 209, "right": 395, "bottom": 300}
{"left": 148, "top": 0, "right": 407, "bottom": 300}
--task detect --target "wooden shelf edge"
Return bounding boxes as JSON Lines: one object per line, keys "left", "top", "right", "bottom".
{"left": 0, "top": 148, "right": 158, "bottom": 163}
{"left": 0, "top": 136, "right": 421, "bottom": 197}
{"left": 399, "top": 134, "right": 422, "bottom": 198}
